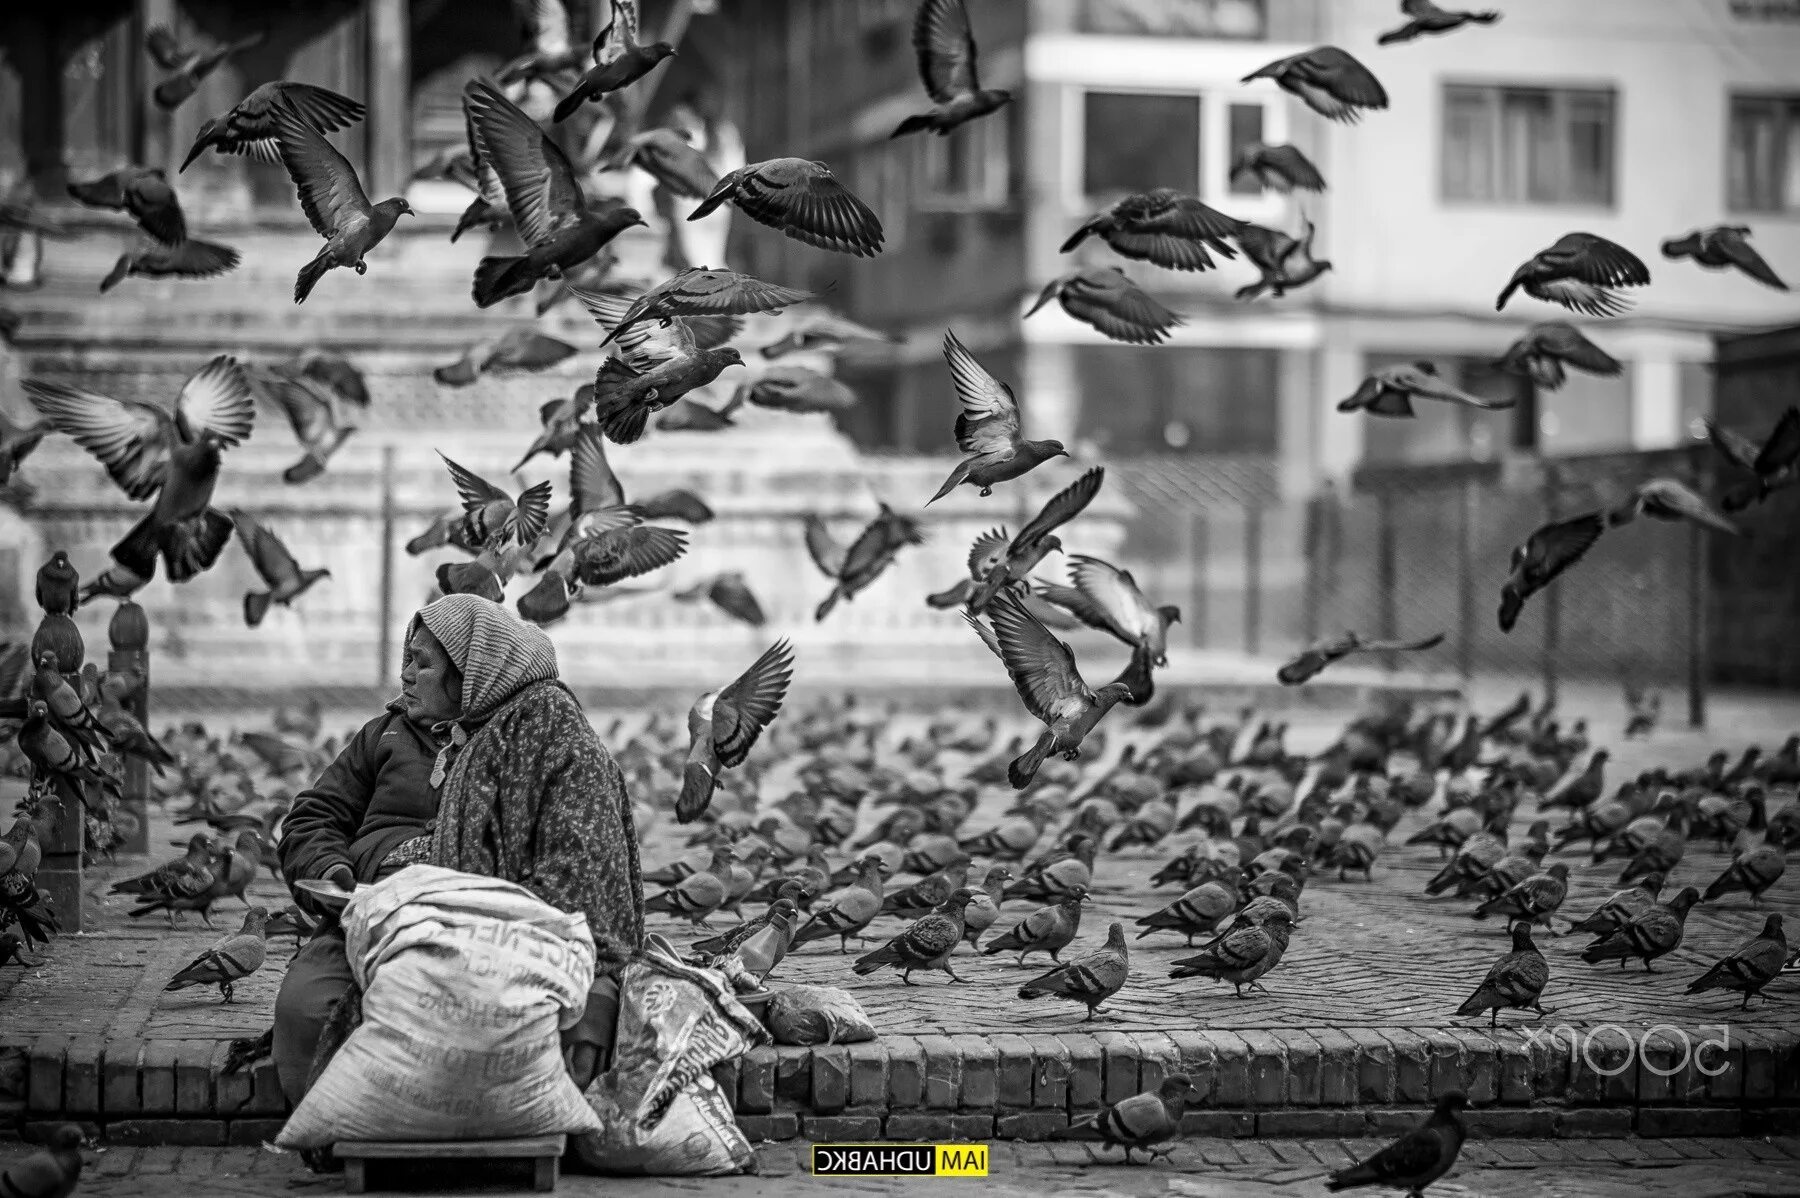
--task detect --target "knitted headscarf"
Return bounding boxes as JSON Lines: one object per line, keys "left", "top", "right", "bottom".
{"left": 404, "top": 594, "right": 560, "bottom": 786}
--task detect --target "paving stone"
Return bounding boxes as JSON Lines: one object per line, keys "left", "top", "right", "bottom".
{"left": 847, "top": 1041, "right": 887, "bottom": 1108}
{"left": 223, "top": 1119, "right": 286, "bottom": 1146}
{"left": 1556, "top": 1108, "right": 1634, "bottom": 1137}
{"left": 799, "top": 1115, "right": 880, "bottom": 1141}
{"left": 1092, "top": 1031, "right": 1139, "bottom": 1105}
{"left": 1256, "top": 1110, "right": 1367, "bottom": 1138}
{"left": 1057, "top": 1035, "right": 1103, "bottom": 1110}
{"left": 995, "top": 1111, "right": 1067, "bottom": 1141}
{"left": 810, "top": 1046, "right": 850, "bottom": 1115}
{"left": 951, "top": 1035, "right": 996, "bottom": 1110}
{"left": 106, "top": 1120, "right": 226, "bottom": 1146}
{"left": 736, "top": 1114, "right": 799, "bottom": 1143}
{"left": 916, "top": 1035, "right": 960, "bottom": 1109}
{"left": 1022, "top": 1035, "right": 1069, "bottom": 1110}
{"left": 1636, "top": 1107, "right": 1743, "bottom": 1137}
{"left": 772, "top": 1047, "right": 812, "bottom": 1106}
{"left": 991, "top": 1034, "right": 1035, "bottom": 1108}
{"left": 884, "top": 1036, "right": 924, "bottom": 1109}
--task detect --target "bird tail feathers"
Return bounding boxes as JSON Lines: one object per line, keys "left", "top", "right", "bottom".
{"left": 282, "top": 452, "right": 327, "bottom": 485}
{"left": 676, "top": 761, "right": 717, "bottom": 824}
{"left": 472, "top": 254, "right": 537, "bottom": 309}
{"left": 851, "top": 944, "right": 899, "bottom": 975}
{"left": 160, "top": 507, "right": 235, "bottom": 583}
{"left": 890, "top": 112, "right": 937, "bottom": 139}
{"left": 433, "top": 356, "right": 480, "bottom": 387}
{"left": 927, "top": 460, "right": 970, "bottom": 505}
{"left": 99, "top": 255, "right": 133, "bottom": 293}
{"left": 154, "top": 74, "right": 200, "bottom": 110}
{"left": 243, "top": 590, "right": 273, "bottom": 628}
{"left": 814, "top": 588, "right": 843, "bottom": 623}
{"left": 1008, "top": 733, "right": 1055, "bottom": 790}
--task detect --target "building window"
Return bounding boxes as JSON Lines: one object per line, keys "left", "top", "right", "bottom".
{"left": 1728, "top": 94, "right": 1800, "bottom": 212}
{"left": 1078, "top": 0, "right": 1266, "bottom": 38}
{"left": 1227, "top": 103, "right": 1267, "bottom": 196}
{"left": 1442, "top": 84, "right": 1617, "bottom": 206}
{"left": 919, "top": 107, "right": 1011, "bottom": 210}
{"left": 1070, "top": 345, "right": 1278, "bottom": 454}
{"left": 857, "top": 143, "right": 909, "bottom": 249}
{"left": 1083, "top": 91, "right": 1201, "bottom": 198}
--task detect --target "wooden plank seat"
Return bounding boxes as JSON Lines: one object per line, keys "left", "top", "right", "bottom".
{"left": 333, "top": 1134, "right": 566, "bottom": 1193}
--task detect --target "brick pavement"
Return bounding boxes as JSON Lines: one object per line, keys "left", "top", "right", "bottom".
{"left": 2, "top": 1137, "right": 1799, "bottom": 1197}
{"left": 4, "top": 689, "right": 1799, "bottom": 1143}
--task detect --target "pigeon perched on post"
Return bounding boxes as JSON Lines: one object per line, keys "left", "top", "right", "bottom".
{"left": 1686, "top": 914, "right": 1787, "bottom": 1009}
{"left": 1494, "top": 322, "right": 1622, "bottom": 392}
{"left": 1497, "top": 511, "right": 1606, "bottom": 633}
{"left": 1456, "top": 923, "right": 1550, "bottom": 1027}
{"left": 1060, "top": 189, "right": 1242, "bottom": 272}
{"left": 928, "top": 331, "right": 1070, "bottom": 504}
{"left": 1661, "top": 225, "right": 1788, "bottom": 291}
{"left": 1327, "top": 1092, "right": 1467, "bottom": 1196}
{"left": 163, "top": 905, "right": 269, "bottom": 1002}
{"left": 550, "top": 0, "right": 677, "bottom": 123}
{"left": 852, "top": 888, "right": 979, "bottom": 984}
{"left": 1023, "top": 268, "right": 1184, "bottom": 345}
{"left": 690, "top": 158, "right": 884, "bottom": 258}
{"left": 1067, "top": 1074, "right": 1202, "bottom": 1165}
{"left": 34, "top": 553, "right": 80, "bottom": 615}
{"left": 1242, "top": 46, "right": 1388, "bottom": 123}
{"left": 1337, "top": 363, "right": 1513, "bottom": 418}
{"left": 678, "top": 641, "right": 794, "bottom": 823}
{"left": 181, "top": 81, "right": 364, "bottom": 171}
{"left": 892, "top": 0, "right": 1013, "bottom": 139}
{"left": 1377, "top": 1, "right": 1501, "bottom": 44}
{"left": 1496, "top": 233, "right": 1650, "bottom": 318}
{"left": 232, "top": 511, "right": 330, "bottom": 627}
{"left": 1017, "top": 921, "right": 1130, "bottom": 1020}
{"left": 1277, "top": 631, "right": 1444, "bottom": 685}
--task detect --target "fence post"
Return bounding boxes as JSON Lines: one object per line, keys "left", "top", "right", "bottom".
{"left": 377, "top": 444, "right": 398, "bottom": 688}
{"left": 1539, "top": 463, "right": 1561, "bottom": 710}
{"left": 1187, "top": 509, "right": 1208, "bottom": 650}
{"left": 107, "top": 601, "right": 151, "bottom": 856}
{"left": 1376, "top": 487, "right": 1398, "bottom": 671}
{"left": 1686, "top": 502, "right": 1708, "bottom": 730}
{"left": 28, "top": 559, "right": 84, "bottom": 932}
{"left": 1243, "top": 504, "right": 1263, "bottom": 658}
{"left": 1457, "top": 476, "right": 1477, "bottom": 683}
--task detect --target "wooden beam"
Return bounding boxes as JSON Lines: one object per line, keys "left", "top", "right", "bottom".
{"left": 366, "top": 0, "right": 410, "bottom": 200}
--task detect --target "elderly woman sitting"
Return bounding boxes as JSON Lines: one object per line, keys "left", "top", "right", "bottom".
{"left": 270, "top": 593, "right": 643, "bottom": 1104}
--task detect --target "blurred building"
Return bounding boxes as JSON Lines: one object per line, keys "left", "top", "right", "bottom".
{"left": 734, "top": 0, "right": 1800, "bottom": 494}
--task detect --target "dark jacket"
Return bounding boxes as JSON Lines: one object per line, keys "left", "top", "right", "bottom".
{"left": 278, "top": 707, "right": 442, "bottom": 903}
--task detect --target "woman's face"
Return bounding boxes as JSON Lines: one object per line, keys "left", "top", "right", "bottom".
{"left": 400, "top": 626, "right": 462, "bottom": 725}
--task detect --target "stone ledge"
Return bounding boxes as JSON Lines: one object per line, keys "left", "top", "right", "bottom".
{"left": 5, "top": 1030, "right": 1793, "bottom": 1145}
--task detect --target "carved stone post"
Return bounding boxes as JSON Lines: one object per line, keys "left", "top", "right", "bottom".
{"left": 109, "top": 601, "right": 151, "bottom": 855}
{"left": 28, "top": 569, "right": 84, "bottom": 933}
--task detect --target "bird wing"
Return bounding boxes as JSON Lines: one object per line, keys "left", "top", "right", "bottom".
{"left": 1715, "top": 228, "right": 1788, "bottom": 289}
{"left": 1134, "top": 191, "right": 1244, "bottom": 242}
{"left": 438, "top": 453, "right": 512, "bottom": 512}
{"left": 524, "top": 0, "right": 572, "bottom": 55}
{"left": 576, "top": 287, "right": 694, "bottom": 370}
{"left": 465, "top": 78, "right": 585, "bottom": 247}
{"left": 1398, "top": 365, "right": 1511, "bottom": 410}
{"left": 987, "top": 588, "right": 1093, "bottom": 724}
{"left": 271, "top": 105, "right": 372, "bottom": 240}
{"left": 1012, "top": 466, "right": 1105, "bottom": 552}
{"left": 1752, "top": 407, "right": 1800, "bottom": 476}
{"left": 1534, "top": 322, "right": 1620, "bottom": 374}
{"left": 966, "top": 526, "right": 1012, "bottom": 579}
{"left": 943, "top": 329, "right": 1021, "bottom": 455}
{"left": 569, "top": 425, "right": 629, "bottom": 512}
{"left": 1266, "top": 144, "right": 1326, "bottom": 190}
{"left": 727, "top": 160, "right": 884, "bottom": 256}
{"left": 161, "top": 237, "right": 241, "bottom": 277}
{"left": 231, "top": 510, "right": 303, "bottom": 587}
{"left": 652, "top": 268, "right": 815, "bottom": 317}
{"left": 575, "top": 524, "right": 686, "bottom": 583}
{"left": 1207, "top": 923, "right": 1272, "bottom": 970}
{"left": 145, "top": 23, "right": 187, "bottom": 70}
{"left": 914, "top": 0, "right": 982, "bottom": 102}
{"left": 491, "top": 329, "right": 579, "bottom": 371}
{"left": 1532, "top": 511, "right": 1606, "bottom": 575}
{"left": 711, "top": 640, "right": 796, "bottom": 765}
{"left": 962, "top": 611, "right": 1004, "bottom": 662}
{"left": 1234, "top": 223, "right": 1296, "bottom": 273}
{"left": 21, "top": 379, "right": 174, "bottom": 500}
{"left": 688, "top": 314, "right": 744, "bottom": 350}
{"left": 1065, "top": 274, "right": 1182, "bottom": 342}
{"left": 1706, "top": 418, "right": 1761, "bottom": 473}
{"left": 599, "top": 0, "right": 639, "bottom": 60}
{"left": 175, "top": 355, "right": 256, "bottom": 446}
{"left": 1068, "top": 553, "right": 1151, "bottom": 639}
{"left": 1356, "top": 631, "right": 1446, "bottom": 654}
{"left": 1544, "top": 232, "right": 1651, "bottom": 287}
{"left": 804, "top": 515, "right": 847, "bottom": 578}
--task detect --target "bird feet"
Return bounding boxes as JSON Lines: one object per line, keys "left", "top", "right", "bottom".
{"left": 354, "top": 261, "right": 367, "bottom": 275}
{"left": 979, "top": 487, "right": 993, "bottom": 497}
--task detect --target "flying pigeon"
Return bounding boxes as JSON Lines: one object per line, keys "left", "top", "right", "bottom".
{"left": 689, "top": 158, "right": 884, "bottom": 258}
{"left": 1242, "top": 46, "right": 1388, "bottom": 123}
{"left": 892, "top": 0, "right": 1013, "bottom": 139}
{"left": 1496, "top": 233, "right": 1650, "bottom": 318}
{"left": 928, "top": 330, "right": 1070, "bottom": 503}
{"left": 677, "top": 641, "right": 795, "bottom": 823}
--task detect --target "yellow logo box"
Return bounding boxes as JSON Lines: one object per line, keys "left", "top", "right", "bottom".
{"left": 809, "top": 1144, "right": 990, "bottom": 1177}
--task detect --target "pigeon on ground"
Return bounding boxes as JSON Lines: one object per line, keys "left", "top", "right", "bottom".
{"left": 181, "top": 81, "right": 364, "bottom": 171}
{"left": 881, "top": 860, "right": 972, "bottom": 918}
{"left": 113, "top": 832, "right": 216, "bottom": 926}
{"left": 1565, "top": 873, "right": 1665, "bottom": 937}
{"left": 271, "top": 104, "right": 413, "bottom": 303}
{"left": 1662, "top": 225, "right": 1788, "bottom": 290}
{"left": 968, "top": 588, "right": 1133, "bottom": 789}
{"left": 438, "top": 454, "right": 552, "bottom": 553}
{"left": 433, "top": 329, "right": 579, "bottom": 387}
{"left": 464, "top": 79, "right": 644, "bottom": 307}
{"left": 1377, "top": 0, "right": 1500, "bottom": 44}
{"left": 1277, "top": 631, "right": 1444, "bottom": 684}
{"left": 1581, "top": 886, "right": 1701, "bottom": 972}
{"left": 1017, "top": 921, "right": 1129, "bottom": 1020}
{"left": 606, "top": 128, "right": 719, "bottom": 198}
{"left": 717, "top": 899, "right": 801, "bottom": 986}
{"left": 806, "top": 504, "right": 927, "bottom": 621}
{"left": 164, "top": 905, "right": 268, "bottom": 1003}
{"left": 575, "top": 288, "right": 748, "bottom": 444}
{"left": 967, "top": 467, "right": 1105, "bottom": 612}
{"left": 983, "top": 891, "right": 1087, "bottom": 966}
{"left": 678, "top": 641, "right": 794, "bottom": 823}
{"left": 645, "top": 846, "right": 735, "bottom": 928}
{"left": 852, "top": 888, "right": 979, "bottom": 984}
{"left": 790, "top": 858, "right": 886, "bottom": 953}
{"left": 1496, "top": 233, "right": 1650, "bottom": 318}
{"left": 673, "top": 572, "right": 767, "bottom": 627}
{"left": 1242, "top": 46, "right": 1388, "bottom": 123}
{"left": 892, "top": 0, "right": 1013, "bottom": 138}
{"left": 1005, "top": 832, "right": 1098, "bottom": 901}
{"left": 961, "top": 865, "right": 1014, "bottom": 949}
{"left": 551, "top": 0, "right": 677, "bottom": 123}
{"left": 927, "top": 330, "right": 1070, "bottom": 503}
{"left": 1606, "top": 478, "right": 1741, "bottom": 536}
{"left": 1068, "top": 1074, "right": 1203, "bottom": 1165}
{"left": 0, "top": 930, "right": 41, "bottom": 969}
{"left": 1497, "top": 511, "right": 1606, "bottom": 633}
{"left": 1456, "top": 923, "right": 1550, "bottom": 1027}
{"left": 0, "top": 1123, "right": 86, "bottom": 1198}
{"left": 67, "top": 167, "right": 187, "bottom": 244}
{"left": 147, "top": 25, "right": 266, "bottom": 110}
{"left": 1338, "top": 362, "right": 1512, "bottom": 418}
{"left": 1326, "top": 1092, "right": 1468, "bottom": 1196}
{"left": 1230, "top": 143, "right": 1326, "bottom": 193}
{"left": 231, "top": 511, "right": 330, "bottom": 627}
{"left": 99, "top": 238, "right": 241, "bottom": 293}
{"left": 1686, "top": 914, "right": 1787, "bottom": 1009}
{"left": 1168, "top": 908, "right": 1294, "bottom": 997}
{"left": 1474, "top": 863, "right": 1571, "bottom": 932}
{"left": 1060, "top": 188, "right": 1242, "bottom": 272}
{"left": 1135, "top": 880, "right": 1240, "bottom": 946}
{"left": 1233, "top": 217, "right": 1332, "bottom": 300}
{"left": 1023, "top": 268, "right": 1184, "bottom": 345}
{"left": 690, "top": 158, "right": 884, "bottom": 257}
{"left": 1494, "top": 321, "right": 1621, "bottom": 392}
{"left": 1707, "top": 408, "right": 1800, "bottom": 512}
{"left": 24, "top": 355, "right": 255, "bottom": 583}
{"left": 1703, "top": 843, "right": 1787, "bottom": 905}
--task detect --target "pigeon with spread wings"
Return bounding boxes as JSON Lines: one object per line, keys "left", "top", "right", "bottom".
{"left": 1033, "top": 553, "right": 1181, "bottom": 666}
{"left": 24, "top": 356, "right": 254, "bottom": 583}
{"left": 577, "top": 287, "right": 747, "bottom": 444}
{"left": 1230, "top": 143, "right": 1327, "bottom": 193}
{"left": 67, "top": 167, "right": 187, "bottom": 245}
{"left": 760, "top": 310, "right": 899, "bottom": 359}
{"left": 968, "top": 466, "right": 1106, "bottom": 614}
{"left": 1234, "top": 217, "right": 1332, "bottom": 301}
{"left": 497, "top": 0, "right": 582, "bottom": 85}
{"left": 966, "top": 588, "right": 1134, "bottom": 789}
{"left": 182, "top": 81, "right": 365, "bottom": 171}
{"left": 926, "top": 525, "right": 1013, "bottom": 610}
{"left": 551, "top": 0, "right": 677, "bottom": 123}
{"left": 678, "top": 640, "right": 796, "bottom": 822}
{"left": 674, "top": 572, "right": 768, "bottom": 627}
{"left": 271, "top": 103, "right": 413, "bottom": 303}
{"left": 448, "top": 91, "right": 512, "bottom": 245}
{"left": 1338, "top": 361, "right": 1514, "bottom": 418}
{"left": 514, "top": 384, "right": 592, "bottom": 472}
{"left": 1277, "top": 631, "right": 1446, "bottom": 685}
{"left": 603, "top": 267, "right": 813, "bottom": 341}
{"left": 892, "top": 0, "right": 1013, "bottom": 139}
{"left": 1495, "top": 322, "right": 1621, "bottom": 392}
{"left": 1606, "top": 478, "right": 1741, "bottom": 537}
{"left": 1060, "top": 188, "right": 1243, "bottom": 272}
{"left": 1242, "top": 46, "right": 1388, "bottom": 123}
{"left": 689, "top": 158, "right": 884, "bottom": 258}
{"left": 606, "top": 127, "right": 719, "bottom": 199}
{"left": 433, "top": 328, "right": 578, "bottom": 387}
{"left": 1496, "top": 233, "right": 1650, "bottom": 319}
{"left": 99, "top": 239, "right": 240, "bottom": 293}
{"left": 1498, "top": 512, "right": 1606, "bottom": 633}
{"left": 437, "top": 453, "right": 552, "bottom": 553}
{"left": 147, "top": 25, "right": 266, "bottom": 110}
{"left": 1377, "top": 0, "right": 1501, "bottom": 45}
{"left": 1662, "top": 225, "right": 1789, "bottom": 291}
{"left": 1023, "top": 268, "right": 1184, "bottom": 345}
{"left": 927, "top": 330, "right": 1069, "bottom": 504}
{"left": 231, "top": 511, "right": 330, "bottom": 628}
{"left": 807, "top": 505, "right": 927, "bottom": 622}
{"left": 243, "top": 362, "right": 356, "bottom": 484}
{"left": 464, "top": 79, "right": 645, "bottom": 308}
{"left": 1708, "top": 407, "right": 1800, "bottom": 512}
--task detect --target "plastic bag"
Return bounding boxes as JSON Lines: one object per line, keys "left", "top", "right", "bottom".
{"left": 277, "top": 864, "right": 602, "bottom": 1148}
{"left": 573, "top": 934, "right": 767, "bottom": 1176}
{"left": 764, "top": 984, "right": 877, "bottom": 1046}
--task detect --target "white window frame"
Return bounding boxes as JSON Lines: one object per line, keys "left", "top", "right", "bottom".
{"left": 916, "top": 112, "right": 1012, "bottom": 211}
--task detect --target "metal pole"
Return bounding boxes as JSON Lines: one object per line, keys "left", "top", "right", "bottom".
{"left": 1243, "top": 505, "right": 1263, "bottom": 657}
{"left": 1540, "top": 464, "right": 1560, "bottom": 710}
{"left": 377, "top": 444, "right": 397, "bottom": 688}
{"left": 1687, "top": 510, "right": 1708, "bottom": 729}
{"left": 1188, "top": 510, "right": 1208, "bottom": 650}
{"left": 1376, "top": 488, "right": 1398, "bottom": 671}
{"left": 1457, "top": 477, "right": 1477, "bottom": 683}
